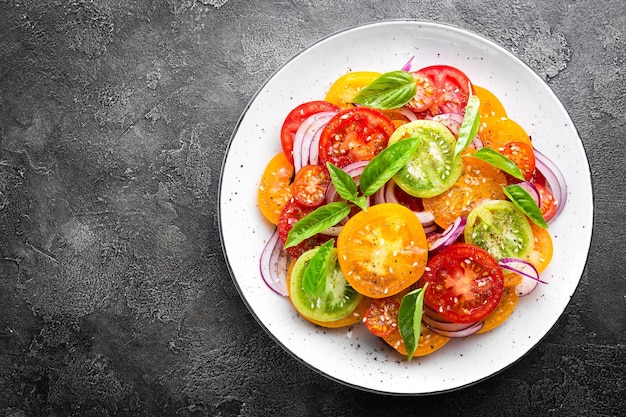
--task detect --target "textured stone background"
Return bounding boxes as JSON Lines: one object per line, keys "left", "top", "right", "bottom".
{"left": 0, "top": 0, "right": 624, "bottom": 416}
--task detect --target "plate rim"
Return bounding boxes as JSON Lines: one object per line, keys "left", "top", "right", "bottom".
{"left": 217, "top": 19, "right": 595, "bottom": 395}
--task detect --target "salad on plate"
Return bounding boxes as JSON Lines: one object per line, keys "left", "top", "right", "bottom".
{"left": 256, "top": 60, "right": 567, "bottom": 361}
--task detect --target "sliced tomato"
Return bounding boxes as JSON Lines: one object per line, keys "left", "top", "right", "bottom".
{"left": 534, "top": 182, "right": 558, "bottom": 222}
{"left": 324, "top": 71, "right": 381, "bottom": 109}
{"left": 525, "top": 221, "right": 554, "bottom": 273}
{"left": 257, "top": 152, "right": 294, "bottom": 224}
{"left": 464, "top": 200, "right": 534, "bottom": 260}
{"left": 478, "top": 116, "right": 533, "bottom": 151}
{"left": 498, "top": 141, "right": 536, "bottom": 181}
{"left": 337, "top": 203, "right": 428, "bottom": 298}
{"left": 477, "top": 286, "right": 518, "bottom": 333}
{"left": 318, "top": 107, "right": 395, "bottom": 168}
{"left": 422, "top": 153, "right": 508, "bottom": 229}
{"left": 473, "top": 85, "right": 507, "bottom": 119}
{"left": 388, "top": 120, "right": 463, "bottom": 198}
{"left": 292, "top": 164, "right": 330, "bottom": 207}
{"left": 277, "top": 200, "right": 331, "bottom": 258}
{"left": 289, "top": 246, "right": 362, "bottom": 322}
{"left": 407, "top": 65, "right": 473, "bottom": 117}
{"left": 422, "top": 243, "right": 504, "bottom": 324}
{"left": 363, "top": 297, "right": 401, "bottom": 337}
{"left": 383, "top": 323, "right": 450, "bottom": 357}
{"left": 280, "top": 101, "right": 340, "bottom": 164}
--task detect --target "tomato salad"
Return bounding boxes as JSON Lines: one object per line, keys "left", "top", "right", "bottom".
{"left": 258, "top": 62, "right": 567, "bottom": 360}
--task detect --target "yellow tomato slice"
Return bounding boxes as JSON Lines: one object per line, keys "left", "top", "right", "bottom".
{"left": 478, "top": 286, "right": 519, "bottom": 333}
{"left": 324, "top": 71, "right": 381, "bottom": 109}
{"left": 473, "top": 85, "right": 507, "bottom": 119}
{"left": 383, "top": 325, "right": 450, "bottom": 357}
{"left": 337, "top": 203, "right": 428, "bottom": 298}
{"left": 257, "top": 152, "right": 294, "bottom": 224}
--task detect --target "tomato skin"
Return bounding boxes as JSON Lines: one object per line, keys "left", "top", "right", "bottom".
{"left": 258, "top": 153, "right": 294, "bottom": 224}
{"left": 534, "top": 182, "right": 558, "bottom": 222}
{"left": 407, "top": 65, "right": 473, "bottom": 118}
{"left": 292, "top": 164, "right": 330, "bottom": 208}
{"left": 422, "top": 243, "right": 504, "bottom": 324}
{"left": 363, "top": 298, "right": 401, "bottom": 337}
{"left": 277, "top": 200, "right": 331, "bottom": 258}
{"left": 280, "top": 101, "right": 340, "bottom": 164}
{"left": 318, "top": 107, "right": 395, "bottom": 168}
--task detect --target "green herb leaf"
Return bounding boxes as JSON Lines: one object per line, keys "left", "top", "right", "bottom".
{"left": 353, "top": 195, "right": 368, "bottom": 212}
{"left": 352, "top": 70, "right": 417, "bottom": 110}
{"left": 472, "top": 147, "right": 525, "bottom": 181}
{"left": 326, "top": 162, "right": 359, "bottom": 201}
{"left": 359, "top": 136, "right": 421, "bottom": 196}
{"left": 284, "top": 202, "right": 351, "bottom": 248}
{"left": 302, "top": 239, "right": 334, "bottom": 301}
{"left": 454, "top": 94, "right": 481, "bottom": 159}
{"left": 503, "top": 184, "right": 549, "bottom": 229}
{"left": 398, "top": 283, "right": 428, "bottom": 362}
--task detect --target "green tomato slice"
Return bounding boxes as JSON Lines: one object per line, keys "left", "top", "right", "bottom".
{"left": 464, "top": 200, "right": 534, "bottom": 260}
{"left": 290, "top": 247, "right": 363, "bottom": 322}
{"left": 389, "top": 119, "right": 462, "bottom": 198}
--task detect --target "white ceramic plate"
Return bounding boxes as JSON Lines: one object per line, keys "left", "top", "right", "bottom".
{"left": 218, "top": 20, "right": 593, "bottom": 395}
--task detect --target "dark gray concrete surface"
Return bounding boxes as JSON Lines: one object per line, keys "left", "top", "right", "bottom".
{"left": 0, "top": 0, "right": 624, "bottom": 416}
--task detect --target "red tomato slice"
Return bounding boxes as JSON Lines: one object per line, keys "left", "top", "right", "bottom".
{"left": 534, "top": 182, "right": 558, "bottom": 222}
{"left": 277, "top": 200, "right": 331, "bottom": 258}
{"left": 407, "top": 65, "right": 473, "bottom": 117}
{"left": 363, "top": 297, "right": 401, "bottom": 337}
{"left": 422, "top": 243, "right": 504, "bottom": 324}
{"left": 292, "top": 165, "right": 330, "bottom": 207}
{"left": 280, "top": 101, "right": 340, "bottom": 164}
{"left": 318, "top": 107, "right": 395, "bottom": 168}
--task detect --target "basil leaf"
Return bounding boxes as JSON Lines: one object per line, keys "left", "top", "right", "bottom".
{"left": 359, "top": 136, "right": 421, "bottom": 196}
{"left": 326, "top": 162, "right": 359, "bottom": 201}
{"left": 353, "top": 195, "right": 368, "bottom": 212}
{"left": 302, "top": 239, "right": 334, "bottom": 301}
{"left": 352, "top": 70, "right": 417, "bottom": 110}
{"left": 398, "top": 284, "right": 427, "bottom": 362}
{"left": 472, "top": 147, "right": 525, "bottom": 181}
{"left": 284, "top": 202, "right": 351, "bottom": 248}
{"left": 503, "top": 184, "right": 549, "bottom": 229}
{"left": 454, "top": 94, "right": 481, "bottom": 159}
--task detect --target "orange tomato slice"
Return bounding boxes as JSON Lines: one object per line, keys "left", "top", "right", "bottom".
{"left": 473, "top": 85, "right": 507, "bottom": 119}
{"left": 324, "top": 71, "right": 381, "bottom": 109}
{"left": 337, "top": 203, "right": 428, "bottom": 298}
{"left": 477, "top": 286, "right": 519, "bottom": 333}
{"left": 478, "top": 116, "right": 533, "bottom": 151}
{"left": 525, "top": 221, "right": 554, "bottom": 273}
{"left": 383, "top": 325, "right": 450, "bottom": 357}
{"left": 257, "top": 152, "right": 294, "bottom": 224}
{"left": 422, "top": 153, "right": 508, "bottom": 229}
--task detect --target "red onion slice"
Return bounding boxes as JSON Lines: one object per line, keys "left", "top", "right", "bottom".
{"left": 423, "top": 307, "right": 479, "bottom": 332}
{"left": 433, "top": 113, "right": 464, "bottom": 137}
{"left": 499, "top": 257, "right": 546, "bottom": 297}
{"left": 401, "top": 55, "right": 415, "bottom": 71}
{"left": 292, "top": 111, "right": 337, "bottom": 172}
{"left": 428, "top": 216, "right": 467, "bottom": 255}
{"left": 259, "top": 229, "right": 290, "bottom": 296}
{"left": 426, "top": 320, "right": 484, "bottom": 338}
{"left": 533, "top": 147, "right": 567, "bottom": 222}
